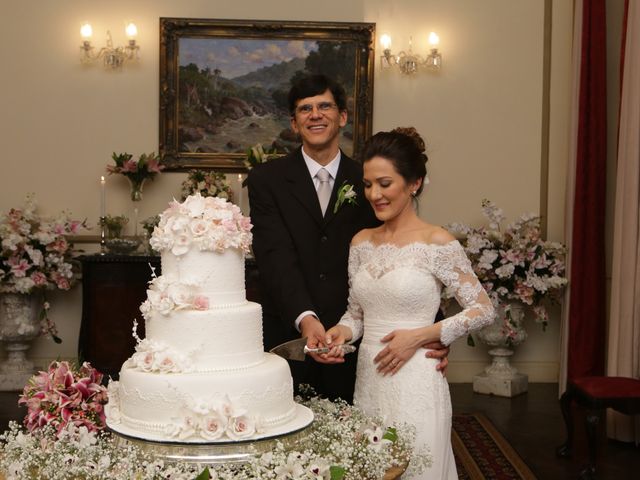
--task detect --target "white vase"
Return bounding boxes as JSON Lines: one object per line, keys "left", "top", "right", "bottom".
{"left": 473, "top": 303, "right": 529, "bottom": 397}
{"left": 0, "top": 292, "right": 40, "bottom": 391}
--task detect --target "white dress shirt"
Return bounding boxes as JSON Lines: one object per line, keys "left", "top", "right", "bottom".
{"left": 294, "top": 148, "right": 342, "bottom": 332}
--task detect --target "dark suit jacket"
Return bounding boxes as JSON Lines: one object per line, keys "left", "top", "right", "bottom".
{"left": 247, "top": 147, "right": 378, "bottom": 401}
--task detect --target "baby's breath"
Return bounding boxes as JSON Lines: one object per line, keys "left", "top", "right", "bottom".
{"left": 1, "top": 389, "right": 431, "bottom": 479}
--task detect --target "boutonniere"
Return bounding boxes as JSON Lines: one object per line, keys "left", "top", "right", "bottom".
{"left": 334, "top": 182, "right": 358, "bottom": 213}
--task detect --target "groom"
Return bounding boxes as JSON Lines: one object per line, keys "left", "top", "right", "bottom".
{"left": 248, "top": 74, "right": 446, "bottom": 402}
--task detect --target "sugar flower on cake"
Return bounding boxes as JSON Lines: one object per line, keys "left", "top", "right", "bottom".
{"left": 126, "top": 338, "right": 192, "bottom": 374}
{"left": 150, "top": 193, "right": 252, "bottom": 255}
{"left": 140, "top": 275, "right": 210, "bottom": 317}
{"left": 199, "top": 411, "right": 228, "bottom": 441}
{"left": 104, "top": 381, "right": 122, "bottom": 425}
{"left": 226, "top": 412, "right": 257, "bottom": 440}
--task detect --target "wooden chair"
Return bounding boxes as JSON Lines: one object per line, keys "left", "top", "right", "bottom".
{"left": 556, "top": 376, "right": 640, "bottom": 479}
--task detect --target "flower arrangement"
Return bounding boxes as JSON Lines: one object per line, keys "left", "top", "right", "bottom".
{"left": 0, "top": 195, "right": 85, "bottom": 341}
{"left": 242, "top": 143, "right": 277, "bottom": 187}
{"left": 99, "top": 214, "right": 128, "bottom": 238}
{"left": 180, "top": 169, "right": 233, "bottom": 202}
{"left": 106, "top": 152, "right": 164, "bottom": 201}
{"left": 445, "top": 199, "right": 567, "bottom": 330}
{"left": 244, "top": 143, "right": 276, "bottom": 171}
{"left": 1, "top": 387, "right": 431, "bottom": 480}
{"left": 18, "top": 361, "right": 108, "bottom": 437}
{"left": 150, "top": 193, "right": 252, "bottom": 256}
{"left": 141, "top": 214, "right": 160, "bottom": 238}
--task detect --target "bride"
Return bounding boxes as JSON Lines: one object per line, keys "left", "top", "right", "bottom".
{"left": 323, "top": 127, "right": 495, "bottom": 479}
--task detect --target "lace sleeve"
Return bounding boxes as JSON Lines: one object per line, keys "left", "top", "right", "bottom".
{"left": 337, "top": 245, "right": 365, "bottom": 343}
{"left": 430, "top": 241, "right": 495, "bottom": 346}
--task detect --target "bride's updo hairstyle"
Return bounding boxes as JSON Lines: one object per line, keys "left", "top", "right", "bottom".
{"left": 360, "top": 126, "right": 429, "bottom": 196}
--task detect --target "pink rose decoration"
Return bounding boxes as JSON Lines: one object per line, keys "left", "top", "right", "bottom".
{"left": 193, "top": 295, "right": 209, "bottom": 310}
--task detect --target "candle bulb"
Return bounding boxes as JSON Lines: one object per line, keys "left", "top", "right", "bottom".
{"left": 100, "top": 176, "right": 106, "bottom": 218}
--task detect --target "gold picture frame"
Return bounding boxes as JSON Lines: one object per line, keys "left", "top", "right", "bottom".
{"left": 159, "top": 18, "right": 375, "bottom": 171}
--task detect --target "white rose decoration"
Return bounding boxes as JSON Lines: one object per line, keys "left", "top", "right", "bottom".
{"left": 190, "top": 218, "right": 210, "bottom": 237}
{"left": 200, "top": 412, "right": 228, "bottom": 441}
{"left": 226, "top": 414, "right": 256, "bottom": 440}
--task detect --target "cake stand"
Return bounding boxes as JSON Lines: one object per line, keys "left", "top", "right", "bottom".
{"left": 109, "top": 403, "right": 314, "bottom": 465}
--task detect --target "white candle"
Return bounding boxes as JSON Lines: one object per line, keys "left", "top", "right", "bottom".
{"left": 133, "top": 207, "right": 139, "bottom": 237}
{"left": 100, "top": 176, "right": 106, "bottom": 218}
{"left": 237, "top": 174, "right": 244, "bottom": 213}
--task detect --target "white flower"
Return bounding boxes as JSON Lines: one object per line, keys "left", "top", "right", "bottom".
{"left": 478, "top": 249, "right": 499, "bottom": 270}
{"left": 495, "top": 263, "right": 515, "bottom": 278}
{"left": 183, "top": 193, "right": 206, "bottom": 217}
{"left": 157, "top": 354, "right": 180, "bottom": 373}
{"left": 465, "top": 233, "right": 488, "bottom": 254}
{"left": 163, "top": 421, "right": 183, "bottom": 438}
{"left": 171, "top": 233, "right": 192, "bottom": 256}
{"left": 155, "top": 296, "right": 175, "bottom": 315}
{"left": 98, "top": 455, "right": 111, "bottom": 470}
{"left": 6, "top": 461, "right": 23, "bottom": 480}
{"left": 364, "top": 426, "right": 392, "bottom": 452}
{"left": 226, "top": 414, "right": 256, "bottom": 440}
{"left": 104, "top": 403, "right": 121, "bottom": 424}
{"left": 200, "top": 412, "right": 228, "bottom": 441}
{"left": 76, "top": 426, "right": 98, "bottom": 448}
{"left": 274, "top": 457, "right": 305, "bottom": 479}
{"left": 190, "top": 219, "right": 210, "bottom": 236}
{"left": 307, "top": 460, "right": 331, "bottom": 480}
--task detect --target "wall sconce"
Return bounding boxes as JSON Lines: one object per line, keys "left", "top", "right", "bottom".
{"left": 380, "top": 32, "right": 442, "bottom": 74}
{"left": 80, "top": 22, "right": 140, "bottom": 68}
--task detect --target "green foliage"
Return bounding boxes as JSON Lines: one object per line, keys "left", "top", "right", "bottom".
{"left": 330, "top": 465, "right": 346, "bottom": 480}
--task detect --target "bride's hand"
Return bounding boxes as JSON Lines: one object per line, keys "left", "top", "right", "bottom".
{"left": 374, "top": 329, "right": 421, "bottom": 376}
{"left": 320, "top": 325, "right": 353, "bottom": 363}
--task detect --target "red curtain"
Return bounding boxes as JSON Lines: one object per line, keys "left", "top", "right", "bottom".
{"left": 567, "top": 0, "right": 608, "bottom": 380}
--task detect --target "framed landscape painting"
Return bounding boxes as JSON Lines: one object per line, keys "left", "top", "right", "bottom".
{"left": 159, "top": 18, "right": 375, "bottom": 171}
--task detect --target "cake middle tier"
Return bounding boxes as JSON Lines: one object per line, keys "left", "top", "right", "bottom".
{"left": 143, "top": 301, "right": 264, "bottom": 371}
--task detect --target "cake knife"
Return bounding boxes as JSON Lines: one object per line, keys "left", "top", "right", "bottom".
{"left": 269, "top": 337, "right": 357, "bottom": 361}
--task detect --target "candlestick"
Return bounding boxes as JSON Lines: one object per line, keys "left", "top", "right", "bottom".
{"left": 100, "top": 176, "right": 106, "bottom": 218}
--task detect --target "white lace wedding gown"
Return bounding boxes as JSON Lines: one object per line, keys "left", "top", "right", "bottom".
{"left": 338, "top": 240, "right": 494, "bottom": 480}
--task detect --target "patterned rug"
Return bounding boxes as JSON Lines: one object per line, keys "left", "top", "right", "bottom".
{"left": 453, "top": 413, "right": 537, "bottom": 479}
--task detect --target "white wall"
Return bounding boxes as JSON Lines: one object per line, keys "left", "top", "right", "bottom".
{"left": 0, "top": 0, "right": 572, "bottom": 382}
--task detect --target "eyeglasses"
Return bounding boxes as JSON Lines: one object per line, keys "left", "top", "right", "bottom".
{"left": 295, "top": 101, "right": 338, "bottom": 116}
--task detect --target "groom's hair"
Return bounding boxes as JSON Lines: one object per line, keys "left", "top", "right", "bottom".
{"left": 288, "top": 74, "right": 347, "bottom": 116}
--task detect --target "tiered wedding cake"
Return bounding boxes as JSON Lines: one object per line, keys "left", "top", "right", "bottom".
{"left": 105, "top": 194, "right": 312, "bottom": 443}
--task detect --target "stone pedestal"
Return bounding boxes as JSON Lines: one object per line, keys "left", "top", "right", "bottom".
{"left": 474, "top": 303, "right": 529, "bottom": 397}
{"left": 0, "top": 370, "right": 33, "bottom": 391}
{"left": 473, "top": 371, "right": 529, "bottom": 397}
{"left": 0, "top": 293, "right": 39, "bottom": 391}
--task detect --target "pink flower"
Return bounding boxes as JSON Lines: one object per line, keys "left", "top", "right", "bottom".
{"left": 30, "top": 271, "right": 47, "bottom": 286}
{"left": 56, "top": 277, "right": 71, "bottom": 290}
{"left": 193, "top": 295, "right": 209, "bottom": 310}
{"left": 10, "top": 258, "right": 30, "bottom": 278}
{"left": 121, "top": 159, "right": 138, "bottom": 173}
{"left": 147, "top": 157, "right": 164, "bottom": 173}
{"left": 514, "top": 282, "right": 535, "bottom": 305}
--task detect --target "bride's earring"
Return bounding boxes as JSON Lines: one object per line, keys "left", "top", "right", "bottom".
{"left": 411, "top": 191, "right": 417, "bottom": 196}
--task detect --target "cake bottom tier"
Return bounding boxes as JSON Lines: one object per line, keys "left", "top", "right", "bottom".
{"left": 107, "top": 353, "right": 313, "bottom": 443}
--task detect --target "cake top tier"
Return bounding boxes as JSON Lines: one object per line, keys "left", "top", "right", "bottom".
{"left": 150, "top": 194, "right": 252, "bottom": 255}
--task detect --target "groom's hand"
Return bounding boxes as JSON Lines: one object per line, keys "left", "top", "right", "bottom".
{"left": 424, "top": 341, "right": 450, "bottom": 376}
{"left": 299, "top": 316, "right": 343, "bottom": 364}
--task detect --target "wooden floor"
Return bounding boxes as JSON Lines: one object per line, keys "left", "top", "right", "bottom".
{"left": 1, "top": 383, "right": 638, "bottom": 479}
